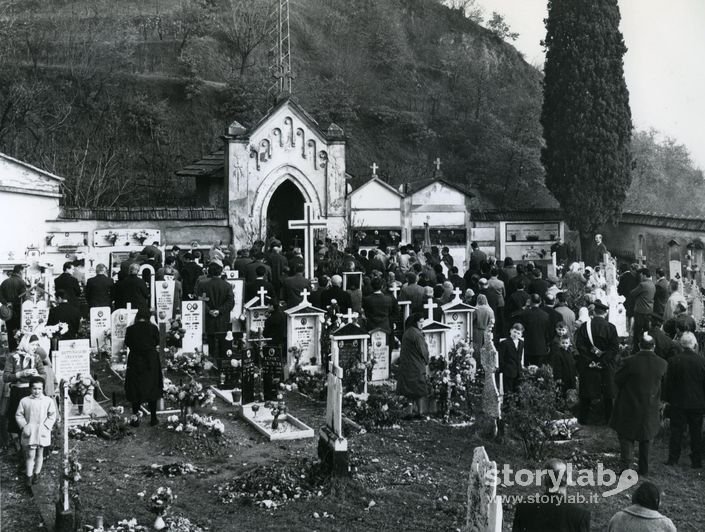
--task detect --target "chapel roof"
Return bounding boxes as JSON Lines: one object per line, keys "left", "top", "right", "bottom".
{"left": 175, "top": 149, "right": 224, "bottom": 179}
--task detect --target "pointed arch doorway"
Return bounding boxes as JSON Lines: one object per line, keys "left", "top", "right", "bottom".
{"left": 266, "top": 179, "right": 305, "bottom": 248}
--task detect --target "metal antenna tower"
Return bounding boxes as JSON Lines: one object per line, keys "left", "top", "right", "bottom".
{"left": 268, "top": 0, "right": 293, "bottom": 102}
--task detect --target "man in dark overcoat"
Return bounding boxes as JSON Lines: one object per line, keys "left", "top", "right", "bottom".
{"left": 663, "top": 332, "right": 705, "bottom": 468}
{"left": 113, "top": 263, "right": 150, "bottom": 310}
{"left": 610, "top": 334, "right": 667, "bottom": 476}
{"left": 575, "top": 300, "right": 618, "bottom": 425}
{"left": 517, "top": 294, "right": 552, "bottom": 367}
{"left": 498, "top": 323, "right": 524, "bottom": 394}
{"left": 85, "top": 263, "right": 114, "bottom": 309}
{"left": 362, "top": 277, "right": 398, "bottom": 335}
{"left": 198, "top": 263, "right": 234, "bottom": 356}
{"left": 54, "top": 261, "right": 82, "bottom": 308}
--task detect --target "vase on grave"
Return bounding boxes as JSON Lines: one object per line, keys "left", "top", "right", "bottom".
{"left": 153, "top": 515, "right": 166, "bottom": 530}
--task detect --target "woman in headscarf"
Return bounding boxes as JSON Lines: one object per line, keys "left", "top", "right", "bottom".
{"left": 607, "top": 481, "right": 676, "bottom": 532}
{"left": 3, "top": 334, "right": 46, "bottom": 451}
{"left": 473, "top": 294, "right": 495, "bottom": 355}
{"left": 397, "top": 312, "right": 430, "bottom": 417}
{"left": 124, "top": 307, "right": 163, "bottom": 427}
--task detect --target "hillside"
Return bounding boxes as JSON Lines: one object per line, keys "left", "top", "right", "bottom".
{"left": 0, "top": 0, "right": 550, "bottom": 210}
{"left": 1, "top": 0, "right": 701, "bottom": 217}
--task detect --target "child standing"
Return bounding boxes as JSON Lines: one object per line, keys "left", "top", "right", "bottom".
{"left": 550, "top": 334, "right": 578, "bottom": 399}
{"left": 15, "top": 376, "right": 56, "bottom": 490}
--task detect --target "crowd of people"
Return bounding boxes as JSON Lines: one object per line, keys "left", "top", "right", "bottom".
{"left": 1, "top": 234, "right": 703, "bottom": 516}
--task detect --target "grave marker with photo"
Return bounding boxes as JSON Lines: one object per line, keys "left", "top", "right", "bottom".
{"left": 110, "top": 306, "right": 137, "bottom": 366}
{"left": 368, "top": 328, "right": 390, "bottom": 381}
{"left": 285, "top": 289, "right": 324, "bottom": 376}
{"left": 21, "top": 298, "right": 49, "bottom": 335}
{"left": 181, "top": 300, "right": 204, "bottom": 353}
{"left": 442, "top": 288, "right": 475, "bottom": 346}
{"left": 155, "top": 280, "right": 176, "bottom": 323}
{"left": 89, "top": 306, "right": 111, "bottom": 351}
{"left": 421, "top": 298, "right": 451, "bottom": 360}
{"left": 330, "top": 312, "right": 369, "bottom": 394}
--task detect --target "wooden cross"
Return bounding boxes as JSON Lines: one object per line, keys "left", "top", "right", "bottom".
{"left": 337, "top": 308, "right": 359, "bottom": 324}
{"left": 434, "top": 157, "right": 442, "bottom": 171}
{"left": 300, "top": 288, "right": 310, "bottom": 304}
{"left": 370, "top": 162, "right": 378, "bottom": 176}
{"left": 424, "top": 297, "right": 438, "bottom": 322}
{"left": 288, "top": 203, "right": 328, "bottom": 280}
{"left": 452, "top": 287, "right": 463, "bottom": 301}
{"left": 389, "top": 283, "right": 400, "bottom": 300}
{"left": 248, "top": 328, "right": 272, "bottom": 353}
{"left": 257, "top": 286, "right": 268, "bottom": 307}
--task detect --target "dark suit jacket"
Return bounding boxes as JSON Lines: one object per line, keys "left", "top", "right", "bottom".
{"left": 85, "top": 274, "right": 114, "bottom": 308}
{"left": 282, "top": 274, "right": 311, "bottom": 307}
{"left": 47, "top": 302, "right": 81, "bottom": 339}
{"left": 498, "top": 338, "right": 524, "bottom": 378}
{"left": 54, "top": 272, "right": 81, "bottom": 306}
{"left": 517, "top": 307, "right": 552, "bottom": 359}
{"left": 321, "top": 286, "right": 352, "bottom": 312}
{"left": 610, "top": 350, "right": 667, "bottom": 440}
{"left": 362, "top": 292, "right": 398, "bottom": 332}
{"left": 114, "top": 275, "right": 150, "bottom": 310}
{"left": 664, "top": 347, "right": 705, "bottom": 410}
{"left": 574, "top": 316, "right": 619, "bottom": 399}
{"left": 513, "top": 498, "right": 590, "bottom": 532}
{"left": 653, "top": 277, "right": 669, "bottom": 317}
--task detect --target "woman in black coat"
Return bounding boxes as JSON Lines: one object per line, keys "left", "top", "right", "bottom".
{"left": 124, "top": 307, "right": 163, "bottom": 426}
{"left": 397, "top": 312, "right": 430, "bottom": 416}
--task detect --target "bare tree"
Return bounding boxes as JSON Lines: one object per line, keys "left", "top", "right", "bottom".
{"left": 443, "top": 0, "right": 483, "bottom": 23}
{"left": 215, "top": 0, "right": 270, "bottom": 76}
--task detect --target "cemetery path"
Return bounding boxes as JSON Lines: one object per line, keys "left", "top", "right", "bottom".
{"left": 0, "top": 445, "right": 51, "bottom": 532}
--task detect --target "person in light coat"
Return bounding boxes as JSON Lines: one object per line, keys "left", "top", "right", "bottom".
{"left": 15, "top": 376, "right": 56, "bottom": 490}
{"left": 607, "top": 481, "right": 676, "bottom": 532}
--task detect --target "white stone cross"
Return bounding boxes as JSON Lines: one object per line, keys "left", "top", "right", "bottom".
{"left": 337, "top": 308, "right": 359, "bottom": 324}
{"left": 288, "top": 202, "right": 328, "bottom": 280}
{"left": 370, "top": 162, "right": 378, "bottom": 176}
{"left": 389, "top": 283, "right": 400, "bottom": 300}
{"left": 434, "top": 157, "right": 442, "bottom": 171}
{"left": 424, "top": 297, "right": 438, "bottom": 322}
{"left": 452, "top": 287, "right": 463, "bottom": 301}
{"left": 257, "top": 286, "right": 268, "bottom": 307}
{"left": 300, "top": 288, "right": 310, "bottom": 304}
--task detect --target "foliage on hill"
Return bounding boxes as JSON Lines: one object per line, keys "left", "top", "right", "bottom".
{"left": 0, "top": 0, "right": 546, "bottom": 208}
{"left": 0, "top": 0, "right": 701, "bottom": 216}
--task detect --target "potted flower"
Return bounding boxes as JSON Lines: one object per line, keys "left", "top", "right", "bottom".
{"left": 149, "top": 486, "right": 174, "bottom": 530}
{"left": 67, "top": 373, "right": 96, "bottom": 415}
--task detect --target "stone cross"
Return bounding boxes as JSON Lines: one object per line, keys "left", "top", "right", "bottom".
{"left": 288, "top": 202, "right": 328, "bottom": 280}
{"left": 337, "top": 308, "right": 359, "bottom": 325}
{"left": 465, "top": 446, "right": 502, "bottom": 532}
{"left": 424, "top": 297, "right": 438, "bottom": 322}
{"left": 370, "top": 162, "right": 378, "bottom": 176}
{"left": 637, "top": 250, "right": 647, "bottom": 267}
{"left": 326, "top": 361, "right": 344, "bottom": 437}
{"left": 452, "top": 287, "right": 463, "bottom": 301}
{"left": 257, "top": 286, "right": 268, "bottom": 307}
{"left": 300, "top": 288, "right": 310, "bottom": 304}
{"left": 389, "top": 283, "right": 400, "bottom": 300}
{"left": 434, "top": 157, "right": 442, "bottom": 171}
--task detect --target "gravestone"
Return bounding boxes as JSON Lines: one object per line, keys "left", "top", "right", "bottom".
{"left": 54, "top": 339, "right": 108, "bottom": 424}
{"left": 261, "top": 346, "right": 283, "bottom": 401}
{"left": 89, "top": 307, "right": 111, "bottom": 351}
{"left": 21, "top": 298, "right": 49, "bottom": 334}
{"left": 241, "top": 348, "right": 256, "bottom": 404}
{"left": 442, "top": 288, "right": 475, "bottom": 346}
{"left": 181, "top": 300, "right": 204, "bottom": 353}
{"left": 368, "top": 328, "right": 390, "bottom": 381}
{"left": 155, "top": 280, "right": 176, "bottom": 323}
{"left": 285, "top": 289, "right": 325, "bottom": 376}
{"left": 54, "top": 339, "right": 91, "bottom": 384}
{"left": 331, "top": 313, "right": 369, "bottom": 394}
{"left": 244, "top": 287, "right": 270, "bottom": 337}
{"left": 342, "top": 271, "right": 363, "bottom": 291}
{"left": 225, "top": 271, "right": 245, "bottom": 331}
{"left": 110, "top": 307, "right": 137, "bottom": 366}
{"left": 318, "top": 359, "right": 349, "bottom": 476}
{"left": 421, "top": 298, "right": 451, "bottom": 360}
{"left": 480, "top": 330, "right": 502, "bottom": 436}
{"left": 463, "top": 446, "right": 502, "bottom": 532}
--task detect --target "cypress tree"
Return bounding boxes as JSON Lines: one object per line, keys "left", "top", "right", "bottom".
{"left": 541, "top": 0, "right": 632, "bottom": 252}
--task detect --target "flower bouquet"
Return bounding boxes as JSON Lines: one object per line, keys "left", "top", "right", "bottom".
{"left": 149, "top": 486, "right": 175, "bottom": 530}
{"left": 67, "top": 373, "right": 96, "bottom": 414}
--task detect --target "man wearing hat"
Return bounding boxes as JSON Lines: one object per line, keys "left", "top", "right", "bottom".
{"left": 575, "top": 299, "right": 619, "bottom": 425}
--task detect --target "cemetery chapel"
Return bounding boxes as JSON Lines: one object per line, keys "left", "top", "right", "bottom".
{"left": 181, "top": 95, "right": 565, "bottom": 268}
